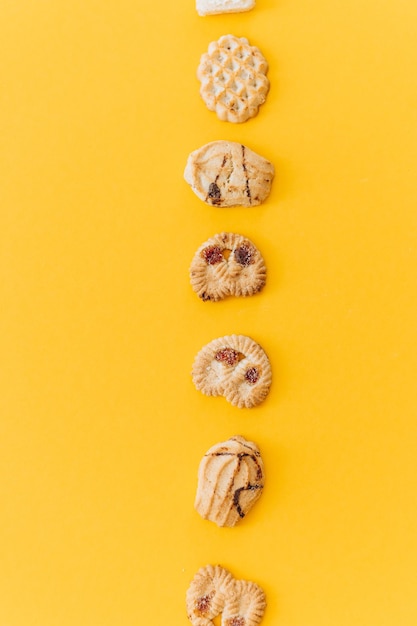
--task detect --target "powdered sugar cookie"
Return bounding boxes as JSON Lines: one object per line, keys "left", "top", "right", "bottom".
{"left": 196, "top": 0, "right": 255, "bottom": 16}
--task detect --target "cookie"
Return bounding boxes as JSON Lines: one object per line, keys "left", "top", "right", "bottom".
{"left": 189, "top": 232, "right": 266, "bottom": 302}
{"left": 184, "top": 141, "right": 274, "bottom": 207}
{"left": 223, "top": 579, "right": 267, "bottom": 626}
{"left": 197, "top": 35, "right": 269, "bottom": 123}
{"left": 186, "top": 565, "right": 266, "bottom": 626}
{"left": 191, "top": 335, "right": 272, "bottom": 408}
{"left": 186, "top": 564, "right": 234, "bottom": 626}
{"left": 196, "top": 0, "right": 255, "bottom": 16}
{"left": 195, "top": 435, "right": 264, "bottom": 527}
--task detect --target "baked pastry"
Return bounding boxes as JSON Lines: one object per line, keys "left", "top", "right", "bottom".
{"left": 191, "top": 335, "right": 272, "bottom": 408}
{"left": 196, "top": 0, "right": 255, "bottom": 16}
{"left": 186, "top": 565, "right": 266, "bottom": 626}
{"left": 197, "top": 35, "right": 269, "bottom": 123}
{"left": 189, "top": 232, "right": 266, "bottom": 302}
{"left": 184, "top": 141, "right": 274, "bottom": 207}
{"left": 195, "top": 435, "right": 264, "bottom": 527}
{"left": 186, "top": 565, "right": 234, "bottom": 626}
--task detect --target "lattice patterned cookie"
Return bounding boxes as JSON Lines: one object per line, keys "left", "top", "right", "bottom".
{"left": 197, "top": 35, "right": 269, "bottom": 123}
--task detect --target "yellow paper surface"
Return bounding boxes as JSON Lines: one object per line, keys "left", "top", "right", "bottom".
{"left": 1, "top": 1, "right": 417, "bottom": 624}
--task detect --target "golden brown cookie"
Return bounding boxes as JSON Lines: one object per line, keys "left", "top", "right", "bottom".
{"left": 190, "top": 233, "right": 266, "bottom": 302}
{"left": 191, "top": 335, "right": 272, "bottom": 408}
{"left": 223, "top": 579, "right": 267, "bottom": 626}
{"left": 197, "top": 35, "right": 269, "bottom": 123}
{"left": 184, "top": 141, "right": 274, "bottom": 207}
{"left": 186, "top": 565, "right": 266, "bottom": 626}
{"left": 195, "top": 435, "right": 264, "bottom": 527}
{"left": 186, "top": 565, "right": 235, "bottom": 626}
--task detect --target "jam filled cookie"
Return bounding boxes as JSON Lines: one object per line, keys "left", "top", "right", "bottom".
{"left": 190, "top": 232, "right": 266, "bottom": 302}
{"left": 186, "top": 565, "right": 266, "bottom": 626}
{"left": 191, "top": 335, "right": 272, "bottom": 408}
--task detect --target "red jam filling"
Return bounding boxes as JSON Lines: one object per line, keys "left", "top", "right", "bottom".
{"left": 202, "top": 245, "right": 223, "bottom": 265}
{"left": 215, "top": 348, "right": 240, "bottom": 366}
{"left": 234, "top": 243, "right": 254, "bottom": 267}
{"left": 245, "top": 367, "right": 260, "bottom": 384}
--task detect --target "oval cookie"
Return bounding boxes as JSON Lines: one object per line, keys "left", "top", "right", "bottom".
{"left": 184, "top": 141, "right": 274, "bottom": 207}
{"left": 195, "top": 435, "right": 264, "bottom": 527}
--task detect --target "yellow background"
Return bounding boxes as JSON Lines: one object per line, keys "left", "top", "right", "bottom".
{"left": 1, "top": 1, "right": 417, "bottom": 624}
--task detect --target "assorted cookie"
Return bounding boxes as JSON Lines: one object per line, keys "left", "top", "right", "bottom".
{"left": 192, "top": 335, "right": 272, "bottom": 408}
{"left": 184, "top": 140, "right": 274, "bottom": 207}
{"left": 197, "top": 35, "right": 269, "bottom": 123}
{"left": 181, "top": 5, "right": 275, "bottom": 623}
{"left": 186, "top": 564, "right": 266, "bottom": 626}
{"left": 195, "top": 435, "right": 264, "bottom": 527}
{"left": 190, "top": 232, "right": 266, "bottom": 301}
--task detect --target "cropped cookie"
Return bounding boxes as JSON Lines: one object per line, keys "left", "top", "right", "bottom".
{"left": 195, "top": 435, "right": 264, "bottom": 527}
{"left": 223, "top": 579, "right": 267, "bottom": 626}
{"left": 186, "top": 564, "right": 234, "bottom": 626}
{"left": 191, "top": 335, "right": 272, "bottom": 408}
{"left": 196, "top": 0, "right": 255, "bottom": 16}
{"left": 186, "top": 565, "right": 266, "bottom": 626}
{"left": 197, "top": 35, "right": 269, "bottom": 123}
{"left": 184, "top": 141, "right": 274, "bottom": 207}
{"left": 190, "top": 232, "right": 266, "bottom": 302}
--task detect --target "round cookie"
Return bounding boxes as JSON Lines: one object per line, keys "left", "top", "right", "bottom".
{"left": 197, "top": 35, "right": 269, "bottom": 123}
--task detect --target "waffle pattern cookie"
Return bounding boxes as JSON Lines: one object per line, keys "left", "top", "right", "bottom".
{"left": 196, "top": 0, "right": 255, "bottom": 16}
{"left": 192, "top": 335, "right": 272, "bottom": 408}
{"left": 184, "top": 141, "right": 274, "bottom": 207}
{"left": 190, "top": 232, "right": 266, "bottom": 302}
{"left": 186, "top": 565, "right": 266, "bottom": 626}
{"left": 195, "top": 435, "right": 264, "bottom": 527}
{"left": 197, "top": 35, "right": 269, "bottom": 123}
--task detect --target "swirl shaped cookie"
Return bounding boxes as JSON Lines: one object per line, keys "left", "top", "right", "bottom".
{"left": 186, "top": 565, "right": 266, "bottom": 626}
{"left": 190, "top": 233, "right": 266, "bottom": 302}
{"left": 195, "top": 435, "right": 264, "bottom": 527}
{"left": 184, "top": 141, "right": 274, "bottom": 207}
{"left": 191, "top": 335, "right": 272, "bottom": 408}
{"left": 197, "top": 35, "right": 269, "bottom": 123}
